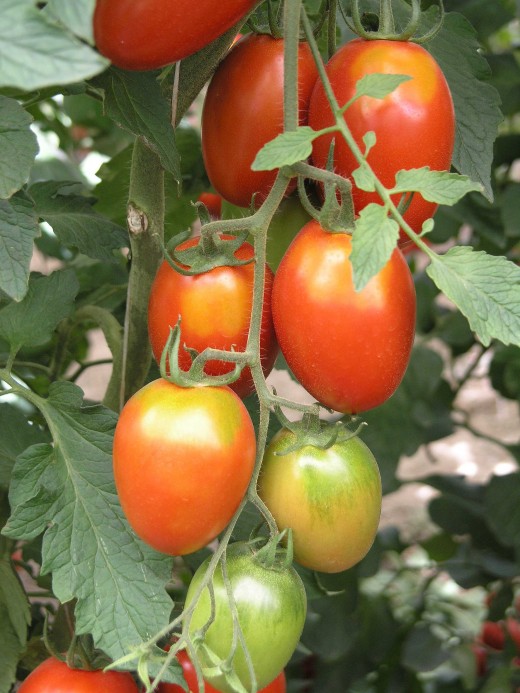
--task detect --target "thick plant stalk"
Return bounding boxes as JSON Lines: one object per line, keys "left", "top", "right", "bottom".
{"left": 119, "top": 138, "right": 165, "bottom": 409}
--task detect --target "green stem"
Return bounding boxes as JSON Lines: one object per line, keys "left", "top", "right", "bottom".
{"left": 120, "top": 138, "right": 165, "bottom": 410}
{"left": 378, "top": 0, "right": 396, "bottom": 35}
{"left": 327, "top": 0, "right": 338, "bottom": 59}
{"left": 283, "top": 0, "right": 302, "bottom": 133}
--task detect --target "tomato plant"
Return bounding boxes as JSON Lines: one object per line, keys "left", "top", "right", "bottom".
{"left": 271, "top": 219, "right": 416, "bottom": 414}
{"left": 18, "top": 658, "right": 139, "bottom": 693}
{"left": 201, "top": 33, "right": 319, "bottom": 208}
{"left": 308, "top": 38, "right": 455, "bottom": 233}
{"left": 156, "top": 651, "right": 286, "bottom": 692}
{"left": 186, "top": 542, "right": 306, "bottom": 693}
{"left": 258, "top": 428, "right": 382, "bottom": 573}
{"left": 265, "top": 194, "right": 311, "bottom": 272}
{"left": 147, "top": 235, "right": 278, "bottom": 399}
{"left": 93, "top": 0, "right": 258, "bottom": 71}
{"left": 197, "top": 192, "right": 223, "bottom": 220}
{"left": 112, "top": 379, "right": 256, "bottom": 555}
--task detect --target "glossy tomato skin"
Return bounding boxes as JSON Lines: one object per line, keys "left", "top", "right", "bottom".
{"left": 308, "top": 39, "right": 455, "bottom": 233}
{"left": 272, "top": 220, "right": 416, "bottom": 414}
{"left": 113, "top": 379, "right": 256, "bottom": 555}
{"left": 93, "top": 0, "right": 257, "bottom": 71}
{"left": 147, "top": 236, "right": 278, "bottom": 399}
{"left": 186, "top": 542, "right": 306, "bottom": 693}
{"left": 156, "top": 651, "right": 286, "bottom": 692}
{"left": 18, "top": 658, "right": 139, "bottom": 693}
{"left": 202, "top": 34, "right": 319, "bottom": 208}
{"left": 258, "top": 429, "right": 382, "bottom": 573}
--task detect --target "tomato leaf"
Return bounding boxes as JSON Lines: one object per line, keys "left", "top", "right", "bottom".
{"left": 252, "top": 127, "right": 315, "bottom": 171}
{"left": 0, "top": 404, "right": 49, "bottom": 489}
{"left": 0, "top": 97, "right": 38, "bottom": 200}
{"left": 0, "top": 0, "right": 108, "bottom": 90}
{"left": 391, "top": 168, "right": 483, "bottom": 205}
{"left": 0, "top": 557, "right": 30, "bottom": 693}
{"left": 95, "top": 68, "right": 181, "bottom": 184}
{"left": 422, "top": 8, "right": 503, "bottom": 201}
{"left": 0, "top": 194, "right": 40, "bottom": 302}
{"left": 426, "top": 247, "right": 520, "bottom": 347}
{"left": 0, "top": 271, "right": 78, "bottom": 356}
{"left": 351, "top": 204, "right": 399, "bottom": 291}
{"left": 351, "top": 73, "right": 412, "bottom": 102}
{"left": 484, "top": 473, "right": 520, "bottom": 549}
{"left": 2, "top": 381, "right": 175, "bottom": 661}
{"left": 29, "top": 181, "right": 129, "bottom": 262}
{"left": 44, "top": 0, "right": 95, "bottom": 44}
{"left": 352, "top": 164, "right": 376, "bottom": 193}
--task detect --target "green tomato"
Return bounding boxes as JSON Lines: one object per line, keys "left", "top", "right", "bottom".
{"left": 258, "top": 429, "right": 382, "bottom": 573}
{"left": 186, "top": 541, "right": 306, "bottom": 693}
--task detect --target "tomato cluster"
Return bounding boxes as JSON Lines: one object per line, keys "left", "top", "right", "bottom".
{"left": 107, "top": 13, "right": 456, "bottom": 693}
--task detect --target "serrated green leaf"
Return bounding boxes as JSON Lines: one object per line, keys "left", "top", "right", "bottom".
{"left": 29, "top": 181, "right": 128, "bottom": 261}
{"left": 2, "top": 381, "right": 174, "bottom": 660}
{"left": 351, "top": 204, "right": 399, "bottom": 291}
{"left": 0, "top": 0, "right": 108, "bottom": 90}
{"left": 391, "top": 168, "right": 483, "bottom": 205}
{"left": 251, "top": 127, "right": 315, "bottom": 171}
{"left": 0, "top": 558, "right": 30, "bottom": 693}
{"left": 96, "top": 68, "right": 181, "bottom": 182}
{"left": 45, "top": 0, "right": 95, "bottom": 44}
{"left": 426, "top": 11, "right": 503, "bottom": 201}
{"left": 426, "top": 247, "right": 520, "bottom": 347}
{"left": 0, "top": 270, "right": 79, "bottom": 355}
{"left": 0, "top": 194, "right": 40, "bottom": 302}
{"left": 0, "top": 404, "right": 49, "bottom": 488}
{"left": 0, "top": 97, "right": 38, "bottom": 199}
{"left": 352, "top": 164, "right": 376, "bottom": 192}
{"left": 353, "top": 73, "right": 412, "bottom": 101}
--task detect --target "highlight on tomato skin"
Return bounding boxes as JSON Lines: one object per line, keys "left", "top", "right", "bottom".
{"left": 308, "top": 38, "right": 455, "bottom": 234}
{"left": 112, "top": 379, "right": 256, "bottom": 556}
{"left": 271, "top": 219, "right": 416, "bottom": 415}
{"left": 147, "top": 235, "right": 279, "bottom": 399}
{"left": 93, "top": 0, "right": 258, "bottom": 71}
{"left": 201, "top": 33, "right": 319, "bottom": 209}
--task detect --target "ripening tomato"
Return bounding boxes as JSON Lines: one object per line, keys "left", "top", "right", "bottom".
{"left": 197, "top": 192, "right": 223, "bottom": 219}
{"left": 156, "top": 650, "right": 286, "bottom": 693}
{"left": 93, "top": 0, "right": 258, "bottom": 71}
{"left": 308, "top": 39, "right": 455, "bottom": 233}
{"left": 147, "top": 235, "right": 278, "bottom": 399}
{"left": 258, "top": 429, "right": 381, "bottom": 573}
{"left": 202, "top": 34, "right": 319, "bottom": 208}
{"left": 186, "top": 542, "right": 306, "bottom": 693}
{"left": 113, "top": 379, "right": 256, "bottom": 555}
{"left": 18, "top": 658, "right": 139, "bottom": 693}
{"left": 272, "top": 220, "right": 416, "bottom": 414}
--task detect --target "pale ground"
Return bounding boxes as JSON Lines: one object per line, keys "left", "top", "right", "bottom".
{"left": 76, "top": 329, "right": 520, "bottom": 543}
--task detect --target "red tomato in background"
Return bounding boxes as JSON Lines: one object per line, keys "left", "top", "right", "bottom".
{"left": 197, "top": 192, "right": 223, "bottom": 219}
{"left": 148, "top": 235, "right": 278, "bottom": 399}
{"left": 308, "top": 39, "right": 455, "bottom": 233}
{"left": 156, "top": 651, "right": 286, "bottom": 692}
{"left": 18, "top": 658, "right": 139, "bottom": 693}
{"left": 93, "top": 0, "right": 258, "bottom": 71}
{"left": 202, "top": 34, "right": 319, "bottom": 208}
{"left": 113, "top": 379, "right": 256, "bottom": 555}
{"left": 272, "top": 220, "right": 416, "bottom": 414}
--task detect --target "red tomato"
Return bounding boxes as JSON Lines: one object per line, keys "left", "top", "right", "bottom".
{"left": 308, "top": 39, "right": 455, "bottom": 233}
{"left": 202, "top": 34, "right": 319, "bottom": 208}
{"left": 147, "top": 235, "right": 278, "bottom": 399}
{"left": 271, "top": 220, "right": 416, "bottom": 414}
{"left": 507, "top": 617, "right": 520, "bottom": 652}
{"left": 18, "top": 658, "right": 139, "bottom": 693}
{"left": 197, "top": 192, "right": 223, "bottom": 219}
{"left": 480, "top": 621, "right": 505, "bottom": 650}
{"left": 113, "top": 379, "right": 256, "bottom": 555}
{"left": 156, "top": 651, "right": 286, "bottom": 692}
{"left": 93, "top": 0, "right": 257, "bottom": 71}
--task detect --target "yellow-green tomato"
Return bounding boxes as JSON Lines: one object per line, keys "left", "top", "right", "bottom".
{"left": 258, "top": 429, "right": 382, "bottom": 573}
{"left": 186, "top": 541, "right": 306, "bottom": 693}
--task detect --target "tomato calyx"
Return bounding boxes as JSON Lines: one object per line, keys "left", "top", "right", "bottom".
{"left": 272, "top": 405, "right": 366, "bottom": 455}
{"left": 343, "top": 0, "right": 445, "bottom": 44}
{"left": 252, "top": 531, "right": 295, "bottom": 571}
{"left": 159, "top": 320, "right": 247, "bottom": 388}
{"left": 163, "top": 229, "right": 253, "bottom": 277}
